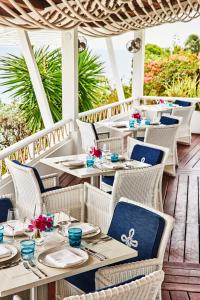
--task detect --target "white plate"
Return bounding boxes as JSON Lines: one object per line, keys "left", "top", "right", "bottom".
{"left": 59, "top": 223, "right": 101, "bottom": 239}
{"left": 62, "top": 160, "right": 85, "bottom": 168}
{"left": 0, "top": 244, "right": 18, "bottom": 263}
{"left": 38, "top": 246, "right": 88, "bottom": 269}
{"left": 3, "top": 222, "right": 25, "bottom": 237}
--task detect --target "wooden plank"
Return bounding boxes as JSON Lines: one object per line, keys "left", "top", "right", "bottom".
{"left": 185, "top": 223, "right": 199, "bottom": 264}
{"left": 187, "top": 175, "right": 199, "bottom": 224}
{"left": 169, "top": 222, "right": 185, "bottom": 263}
{"left": 164, "top": 176, "right": 179, "bottom": 216}
{"left": 164, "top": 267, "right": 200, "bottom": 277}
{"left": 162, "top": 290, "right": 171, "bottom": 300}
{"left": 174, "top": 174, "right": 188, "bottom": 223}
{"left": 170, "top": 291, "right": 189, "bottom": 300}
{"left": 165, "top": 275, "right": 200, "bottom": 285}
{"left": 163, "top": 283, "right": 200, "bottom": 293}
{"left": 188, "top": 292, "right": 200, "bottom": 300}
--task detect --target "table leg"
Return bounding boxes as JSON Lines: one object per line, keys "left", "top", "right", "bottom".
{"left": 90, "top": 176, "right": 99, "bottom": 187}
{"left": 30, "top": 287, "right": 37, "bottom": 300}
{"left": 48, "top": 282, "right": 56, "bottom": 300}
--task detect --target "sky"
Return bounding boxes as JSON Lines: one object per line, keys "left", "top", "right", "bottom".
{"left": 0, "top": 16, "right": 200, "bottom": 103}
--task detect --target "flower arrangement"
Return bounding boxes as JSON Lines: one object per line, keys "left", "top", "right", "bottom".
{"left": 159, "top": 99, "right": 165, "bottom": 104}
{"left": 89, "top": 147, "right": 102, "bottom": 158}
{"left": 131, "top": 112, "right": 142, "bottom": 120}
{"left": 28, "top": 215, "right": 53, "bottom": 232}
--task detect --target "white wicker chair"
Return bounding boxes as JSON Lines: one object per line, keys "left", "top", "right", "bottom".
{"left": 172, "top": 105, "right": 194, "bottom": 145}
{"left": 62, "top": 269, "right": 164, "bottom": 300}
{"left": 58, "top": 198, "right": 174, "bottom": 300}
{"left": 144, "top": 124, "right": 180, "bottom": 176}
{"left": 76, "top": 119, "right": 124, "bottom": 154}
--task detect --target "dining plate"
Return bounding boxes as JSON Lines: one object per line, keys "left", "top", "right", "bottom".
{"left": 62, "top": 160, "right": 85, "bottom": 168}
{"left": 2, "top": 222, "right": 25, "bottom": 237}
{"left": 0, "top": 244, "right": 18, "bottom": 263}
{"left": 38, "top": 245, "right": 88, "bottom": 269}
{"left": 59, "top": 223, "right": 101, "bottom": 239}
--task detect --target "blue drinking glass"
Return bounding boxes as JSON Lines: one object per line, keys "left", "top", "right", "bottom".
{"left": 145, "top": 119, "right": 151, "bottom": 126}
{"left": 20, "top": 239, "right": 35, "bottom": 251}
{"left": 111, "top": 153, "right": 119, "bottom": 162}
{"left": 86, "top": 156, "right": 95, "bottom": 168}
{"left": 21, "top": 247, "right": 35, "bottom": 260}
{"left": 68, "top": 228, "right": 82, "bottom": 248}
{"left": 45, "top": 213, "right": 54, "bottom": 232}
{"left": 129, "top": 119, "right": 135, "bottom": 128}
{"left": 0, "top": 226, "right": 4, "bottom": 243}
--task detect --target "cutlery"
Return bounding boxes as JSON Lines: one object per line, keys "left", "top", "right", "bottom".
{"left": 29, "top": 260, "right": 48, "bottom": 277}
{"left": 81, "top": 246, "right": 107, "bottom": 261}
{"left": 89, "top": 236, "right": 112, "bottom": 245}
{"left": 0, "top": 259, "right": 21, "bottom": 270}
{"left": 23, "top": 261, "right": 42, "bottom": 279}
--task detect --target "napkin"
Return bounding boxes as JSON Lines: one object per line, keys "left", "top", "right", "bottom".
{"left": 0, "top": 245, "right": 12, "bottom": 259}
{"left": 66, "top": 223, "right": 97, "bottom": 236}
{"left": 45, "top": 248, "right": 84, "bottom": 268}
{"left": 4, "top": 222, "right": 24, "bottom": 236}
{"left": 101, "top": 163, "right": 124, "bottom": 170}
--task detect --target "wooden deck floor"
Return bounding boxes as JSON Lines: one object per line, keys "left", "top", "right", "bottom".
{"left": 60, "top": 134, "right": 200, "bottom": 300}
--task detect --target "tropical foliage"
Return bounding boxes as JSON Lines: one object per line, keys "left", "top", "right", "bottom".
{"left": 0, "top": 47, "right": 104, "bottom": 132}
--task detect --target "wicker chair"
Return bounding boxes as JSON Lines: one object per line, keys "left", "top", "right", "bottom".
{"left": 63, "top": 268, "right": 164, "bottom": 300}
{"left": 58, "top": 198, "right": 174, "bottom": 300}
{"left": 144, "top": 123, "right": 180, "bottom": 176}
{"left": 172, "top": 105, "right": 194, "bottom": 145}
{"left": 76, "top": 119, "right": 124, "bottom": 154}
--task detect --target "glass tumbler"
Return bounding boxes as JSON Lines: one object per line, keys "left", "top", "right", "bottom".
{"left": 68, "top": 228, "right": 82, "bottom": 248}
{"left": 0, "top": 226, "right": 4, "bottom": 243}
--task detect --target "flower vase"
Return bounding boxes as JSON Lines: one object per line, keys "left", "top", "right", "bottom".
{"left": 34, "top": 229, "right": 44, "bottom": 246}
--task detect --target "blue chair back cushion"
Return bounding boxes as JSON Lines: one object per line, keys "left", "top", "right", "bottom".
{"left": 0, "top": 198, "right": 13, "bottom": 222}
{"left": 160, "top": 116, "right": 179, "bottom": 125}
{"left": 174, "top": 100, "right": 191, "bottom": 107}
{"left": 12, "top": 160, "right": 45, "bottom": 193}
{"left": 131, "top": 144, "right": 163, "bottom": 166}
{"left": 108, "top": 202, "right": 165, "bottom": 261}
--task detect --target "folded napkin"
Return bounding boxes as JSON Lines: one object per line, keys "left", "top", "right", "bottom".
{"left": 4, "top": 221, "right": 24, "bottom": 236}
{"left": 46, "top": 248, "right": 84, "bottom": 268}
{"left": 101, "top": 163, "right": 124, "bottom": 170}
{"left": 0, "top": 245, "right": 12, "bottom": 259}
{"left": 66, "top": 223, "right": 97, "bottom": 236}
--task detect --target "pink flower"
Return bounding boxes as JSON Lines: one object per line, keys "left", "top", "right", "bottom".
{"left": 132, "top": 112, "right": 142, "bottom": 120}
{"left": 90, "top": 147, "right": 102, "bottom": 158}
{"left": 28, "top": 215, "right": 53, "bottom": 232}
{"left": 159, "top": 99, "right": 165, "bottom": 104}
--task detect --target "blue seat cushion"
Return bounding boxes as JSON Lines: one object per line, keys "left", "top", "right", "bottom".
{"left": 160, "top": 116, "right": 179, "bottom": 125}
{"left": 13, "top": 161, "right": 61, "bottom": 194}
{"left": 102, "top": 175, "right": 115, "bottom": 186}
{"left": 97, "top": 275, "right": 144, "bottom": 291}
{"left": 108, "top": 202, "right": 165, "bottom": 261}
{"left": 174, "top": 100, "right": 191, "bottom": 107}
{"left": 66, "top": 269, "right": 96, "bottom": 293}
{"left": 0, "top": 198, "right": 13, "bottom": 222}
{"left": 130, "top": 144, "right": 163, "bottom": 166}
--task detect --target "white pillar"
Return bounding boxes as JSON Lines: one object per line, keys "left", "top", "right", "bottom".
{"left": 132, "top": 30, "right": 145, "bottom": 100}
{"left": 106, "top": 37, "right": 125, "bottom": 102}
{"left": 18, "top": 30, "right": 54, "bottom": 128}
{"left": 61, "top": 28, "right": 79, "bottom": 121}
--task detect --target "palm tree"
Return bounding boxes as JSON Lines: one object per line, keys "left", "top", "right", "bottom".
{"left": 184, "top": 34, "right": 200, "bottom": 54}
{"left": 0, "top": 47, "right": 104, "bottom": 132}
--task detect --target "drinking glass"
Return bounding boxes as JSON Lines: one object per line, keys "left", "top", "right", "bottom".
{"left": 111, "top": 153, "right": 119, "bottom": 162}
{"left": 21, "top": 247, "right": 35, "bottom": 260}
{"left": 86, "top": 156, "right": 95, "bottom": 168}
{"left": 129, "top": 119, "right": 135, "bottom": 128}
{"left": 0, "top": 225, "right": 4, "bottom": 243}
{"left": 7, "top": 208, "right": 20, "bottom": 244}
{"left": 45, "top": 213, "right": 54, "bottom": 232}
{"left": 23, "top": 217, "right": 34, "bottom": 240}
{"left": 68, "top": 228, "right": 82, "bottom": 247}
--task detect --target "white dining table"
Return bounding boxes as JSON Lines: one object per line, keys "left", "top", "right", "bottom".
{"left": 40, "top": 154, "right": 150, "bottom": 187}
{"left": 0, "top": 232, "right": 137, "bottom": 300}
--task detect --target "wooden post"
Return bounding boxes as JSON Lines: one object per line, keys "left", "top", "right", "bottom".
{"left": 61, "top": 28, "right": 79, "bottom": 121}
{"left": 18, "top": 30, "right": 54, "bottom": 128}
{"left": 132, "top": 30, "right": 145, "bottom": 100}
{"left": 106, "top": 37, "right": 125, "bottom": 102}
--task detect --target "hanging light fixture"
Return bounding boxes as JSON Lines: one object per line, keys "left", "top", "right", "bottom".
{"left": 78, "top": 36, "right": 87, "bottom": 52}
{"left": 126, "top": 38, "right": 142, "bottom": 53}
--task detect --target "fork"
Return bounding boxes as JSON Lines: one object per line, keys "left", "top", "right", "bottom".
{"left": 23, "top": 261, "right": 42, "bottom": 279}
{"left": 29, "top": 260, "right": 48, "bottom": 277}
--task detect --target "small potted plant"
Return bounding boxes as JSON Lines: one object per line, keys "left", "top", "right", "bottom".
{"left": 28, "top": 215, "right": 53, "bottom": 245}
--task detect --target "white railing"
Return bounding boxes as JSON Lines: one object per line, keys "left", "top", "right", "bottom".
{"left": 142, "top": 96, "right": 200, "bottom": 103}
{"left": 79, "top": 97, "right": 135, "bottom": 123}
{"left": 0, "top": 119, "right": 73, "bottom": 177}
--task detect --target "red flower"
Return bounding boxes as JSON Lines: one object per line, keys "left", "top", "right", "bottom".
{"left": 90, "top": 147, "right": 102, "bottom": 158}
{"left": 29, "top": 215, "right": 53, "bottom": 232}
{"left": 132, "top": 112, "right": 142, "bottom": 120}
{"left": 159, "top": 99, "right": 165, "bottom": 104}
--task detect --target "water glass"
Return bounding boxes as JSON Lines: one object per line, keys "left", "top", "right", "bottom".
{"left": 20, "top": 239, "right": 35, "bottom": 260}
{"left": 68, "top": 228, "right": 82, "bottom": 247}
{"left": 145, "top": 119, "right": 151, "bottom": 126}
{"left": 45, "top": 213, "right": 54, "bottom": 232}
{"left": 129, "top": 119, "right": 134, "bottom": 128}
{"left": 0, "top": 226, "right": 4, "bottom": 243}
{"left": 111, "top": 153, "right": 119, "bottom": 162}
{"left": 137, "top": 119, "right": 142, "bottom": 125}
{"left": 86, "top": 156, "right": 95, "bottom": 168}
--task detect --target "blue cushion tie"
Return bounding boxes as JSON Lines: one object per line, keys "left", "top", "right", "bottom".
{"left": 160, "top": 116, "right": 179, "bottom": 125}
{"left": 174, "top": 100, "right": 191, "bottom": 107}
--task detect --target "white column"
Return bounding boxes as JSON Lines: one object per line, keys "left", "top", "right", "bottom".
{"left": 132, "top": 30, "right": 145, "bottom": 100}
{"left": 61, "top": 28, "right": 79, "bottom": 121}
{"left": 106, "top": 37, "right": 125, "bottom": 102}
{"left": 18, "top": 30, "right": 54, "bottom": 128}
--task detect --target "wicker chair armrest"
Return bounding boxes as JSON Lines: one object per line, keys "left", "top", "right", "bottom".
{"left": 41, "top": 173, "right": 59, "bottom": 188}
{"left": 97, "top": 131, "right": 110, "bottom": 139}
{"left": 42, "top": 184, "right": 84, "bottom": 221}
{"left": 95, "top": 258, "right": 162, "bottom": 290}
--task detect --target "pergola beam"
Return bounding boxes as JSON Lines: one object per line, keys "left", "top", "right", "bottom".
{"left": 18, "top": 29, "right": 54, "bottom": 128}
{"left": 106, "top": 37, "right": 125, "bottom": 102}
